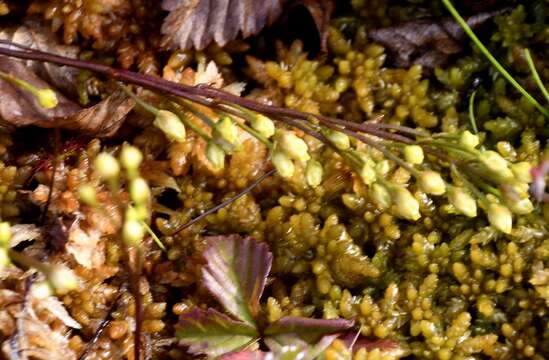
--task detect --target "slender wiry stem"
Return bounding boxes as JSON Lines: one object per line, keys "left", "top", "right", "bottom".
{"left": 0, "top": 41, "right": 417, "bottom": 142}
{"left": 172, "top": 168, "right": 275, "bottom": 235}
{"left": 441, "top": 0, "right": 549, "bottom": 118}
{"left": 524, "top": 49, "right": 549, "bottom": 105}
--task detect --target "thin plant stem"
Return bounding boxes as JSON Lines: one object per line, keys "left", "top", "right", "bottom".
{"left": 167, "top": 102, "right": 212, "bottom": 141}
{"left": 468, "top": 90, "right": 478, "bottom": 134}
{"left": 141, "top": 221, "right": 166, "bottom": 252}
{"left": 172, "top": 168, "right": 275, "bottom": 235}
{"left": 524, "top": 49, "right": 549, "bottom": 105}
{"left": 441, "top": 0, "right": 549, "bottom": 118}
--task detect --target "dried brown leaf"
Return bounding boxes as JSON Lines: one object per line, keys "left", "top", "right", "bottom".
{"left": 368, "top": 11, "right": 501, "bottom": 69}
{"left": 287, "top": 0, "right": 334, "bottom": 52}
{"left": 0, "top": 21, "right": 80, "bottom": 96}
{"left": 9, "top": 224, "right": 42, "bottom": 248}
{"left": 66, "top": 224, "right": 105, "bottom": 269}
{"left": 0, "top": 23, "right": 134, "bottom": 136}
{"left": 161, "top": 0, "right": 284, "bottom": 50}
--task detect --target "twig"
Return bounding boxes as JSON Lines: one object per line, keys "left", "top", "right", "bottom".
{"left": 78, "top": 286, "right": 125, "bottom": 360}
{"left": 172, "top": 168, "right": 276, "bottom": 235}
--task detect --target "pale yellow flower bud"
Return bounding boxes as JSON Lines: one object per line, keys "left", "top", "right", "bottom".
{"left": 305, "top": 159, "right": 323, "bottom": 187}
{"left": 509, "top": 162, "right": 532, "bottom": 183}
{"left": 325, "top": 130, "right": 350, "bottom": 150}
{"left": 129, "top": 178, "right": 150, "bottom": 205}
{"left": 375, "top": 160, "right": 391, "bottom": 176}
{"left": 392, "top": 187, "right": 420, "bottom": 221}
{"left": 78, "top": 185, "right": 98, "bottom": 207}
{"left": 36, "top": 88, "right": 58, "bottom": 109}
{"left": 360, "top": 163, "right": 376, "bottom": 185}
{"left": 487, "top": 203, "right": 512, "bottom": 234}
{"left": 418, "top": 171, "right": 446, "bottom": 195}
{"left": 404, "top": 145, "right": 424, "bottom": 164}
{"left": 48, "top": 265, "right": 78, "bottom": 294}
{"left": 251, "top": 114, "right": 275, "bottom": 138}
{"left": 31, "top": 281, "right": 53, "bottom": 299}
{"left": 459, "top": 130, "right": 479, "bottom": 149}
{"left": 94, "top": 153, "right": 120, "bottom": 181}
{"left": 120, "top": 145, "right": 143, "bottom": 173}
{"left": 0, "top": 222, "right": 11, "bottom": 247}
{"left": 216, "top": 116, "right": 238, "bottom": 144}
{"left": 278, "top": 131, "right": 310, "bottom": 162}
{"left": 478, "top": 151, "right": 513, "bottom": 178}
{"left": 507, "top": 197, "right": 534, "bottom": 215}
{"left": 0, "top": 247, "right": 8, "bottom": 270}
{"left": 205, "top": 141, "right": 225, "bottom": 171}
{"left": 448, "top": 187, "right": 477, "bottom": 217}
{"left": 272, "top": 150, "right": 295, "bottom": 178}
{"left": 154, "top": 110, "right": 186, "bottom": 143}
{"left": 123, "top": 220, "right": 144, "bottom": 247}
{"left": 369, "top": 182, "right": 391, "bottom": 209}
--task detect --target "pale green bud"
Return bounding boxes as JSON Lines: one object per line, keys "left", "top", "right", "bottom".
{"left": 123, "top": 220, "right": 144, "bottom": 247}
{"left": 460, "top": 130, "right": 479, "bottom": 149}
{"left": 31, "top": 281, "right": 53, "bottom": 299}
{"left": 507, "top": 197, "right": 534, "bottom": 215}
{"left": 392, "top": 187, "right": 420, "bottom": 221}
{"left": 305, "top": 159, "right": 323, "bottom": 187}
{"left": 251, "top": 114, "right": 275, "bottom": 138}
{"left": 418, "top": 171, "right": 446, "bottom": 195}
{"left": 94, "top": 153, "right": 120, "bottom": 181}
{"left": 510, "top": 162, "right": 532, "bottom": 183}
{"left": 36, "top": 88, "right": 58, "bottom": 109}
{"left": 120, "top": 145, "right": 143, "bottom": 173}
{"left": 369, "top": 182, "right": 391, "bottom": 209}
{"left": 0, "top": 222, "right": 11, "bottom": 247}
{"left": 0, "top": 247, "right": 8, "bottom": 270}
{"left": 272, "top": 150, "right": 295, "bottom": 178}
{"left": 375, "top": 160, "right": 391, "bottom": 176}
{"left": 404, "top": 145, "right": 424, "bottom": 165}
{"left": 205, "top": 141, "right": 225, "bottom": 171}
{"left": 487, "top": 203, "right": 512, "bottom": 234}
{"left": 129, "top": 178, "right": 150, "bottom": 205}
{"left": 478, "top": 151, "right": 513, "bottom": 178}
{"left": 360, "top": 163, "right": 376, "bottom": 185}
{"left": 154, "top": 110, "right": 186, "bottom": 143}
{"left": 448, "top": 187, "right": 477, "bottom": 217}
{"left": 278, "top": 131, "right": 310, "bottom": 162}
{"left": 48, "top": 265, "right": 78, "bottom": 294}
{"left": 78, "top": 185, "right": 98, "bottom": 207}
{"left": 216, "top": 116, "right": 238, "bottom": 144}
{"left": 325, "top": 130, "right": 350, "bottom": 150}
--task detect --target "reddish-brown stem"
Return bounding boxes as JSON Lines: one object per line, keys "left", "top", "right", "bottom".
{"left": 0, "top": 41, "right": 417, "bottom": 143}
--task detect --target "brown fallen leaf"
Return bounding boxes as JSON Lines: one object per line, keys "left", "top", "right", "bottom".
{"left": 368, "top": 11, "right": 502, "bottom": 69}
{"left": 161, "top": 0, "right": 285, "bottom": 50}
{"left": 0, "top": 23, "right": 134, "bottom": 136}
{"left": 0, "top": 21, "right": 80, "bottom": 96}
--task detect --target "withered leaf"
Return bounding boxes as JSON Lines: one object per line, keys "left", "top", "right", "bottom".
{"left": 287, "top": 0, "right": 334, "bottom": 52}
{"left": 368, "top": 11, "right": 502, "bottom": 69}
{"left": 161, "top": 0, "right": 284, "bottom": 50}
{"left": 0, "top": 21, "right": 80, "bottom": 96}
{"left": 0, "top": 23, "right": 134, "bottom": 136}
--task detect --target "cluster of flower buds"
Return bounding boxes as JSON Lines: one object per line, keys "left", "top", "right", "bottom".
{"left": 89, "top": 145, "right": 152, "bottom": 247}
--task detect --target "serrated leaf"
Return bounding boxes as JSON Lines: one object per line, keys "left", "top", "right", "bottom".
{"left": 264, "top": 316, "right": 354, "bottom": 343}
{"left": 202, "top": 235, "right": 272, "bottom": 325}
{"left": 161, "top": 0, "right": 284, "bottom": 50}
{"left": 176, "top": 308, "right": 259, "bottom": 357}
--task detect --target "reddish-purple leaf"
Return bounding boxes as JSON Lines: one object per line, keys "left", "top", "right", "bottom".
{"left": 264, "top": 316, "right": 354, "bottom": 342}
{"left": 531, "top": 160, "right": 549, "bottom": 202}
{"left": 176, "top": 308, "right": 258, "bottom": 357}
{"left": 220, "top": 351, "right": 268, "bottom": 360}
{"left": 202, "top": 235, "right": 272, "bottom": 325}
